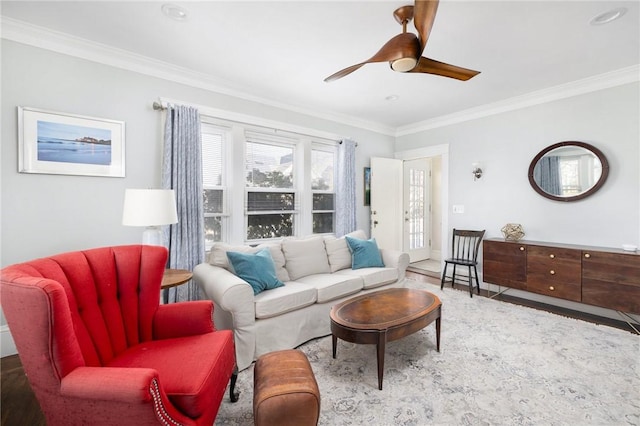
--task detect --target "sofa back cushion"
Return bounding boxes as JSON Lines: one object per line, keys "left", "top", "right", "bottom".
{"left": 209, "top": 242, "right": 290, "bottom": 282}
{"left": 324, "top": 230, "right": 368, "bottom": 272}
{"left": 281, "top": 236, "right": 330, "bottom": 280}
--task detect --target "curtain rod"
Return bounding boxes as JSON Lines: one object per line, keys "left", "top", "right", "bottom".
{"left": 152, "top": 99, "right": 350, "bottom": 144}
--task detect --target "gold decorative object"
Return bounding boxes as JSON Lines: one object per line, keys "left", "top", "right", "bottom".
{"left": 501, "top": 223, "right": 525, "bottom": 241}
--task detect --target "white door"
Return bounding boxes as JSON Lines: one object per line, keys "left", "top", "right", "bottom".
{"left": 370, "top": 157, "right": 402, "bottom": 251}
{"left": 403, "top": 158, "right": 431, "bottom": 262}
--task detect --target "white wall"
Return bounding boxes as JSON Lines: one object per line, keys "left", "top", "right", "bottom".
{"left": 0, "top": 40, "right": 394, "bottom": 356}
{"left": 396, "top": 83, "right": 640, "bottom": 248}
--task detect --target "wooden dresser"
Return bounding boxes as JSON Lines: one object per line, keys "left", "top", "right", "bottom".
{"left": 483, "top": 239, "right": 640, "bottom": 314}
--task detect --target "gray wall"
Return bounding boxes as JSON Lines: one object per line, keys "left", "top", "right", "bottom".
{"left": 396, "top": 83, "right": 640, "bottom": 248}
{"left": 1, "top": 40, "right": 393, "bottom": 267}
{"left": 0, "top": 40, "right": 394, "bottom": 355}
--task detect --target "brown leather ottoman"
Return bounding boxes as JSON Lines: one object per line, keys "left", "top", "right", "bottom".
{"left": 253, "top": 349, "right": 320, "bottom": 426}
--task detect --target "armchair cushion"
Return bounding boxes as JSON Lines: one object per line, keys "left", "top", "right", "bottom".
{"left": 108, "top": 330, "right": 235, "bottom": 419}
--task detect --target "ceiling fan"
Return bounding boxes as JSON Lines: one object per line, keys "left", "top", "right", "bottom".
{"left": 324, "top": 0, "right": 480, "bottom": 82}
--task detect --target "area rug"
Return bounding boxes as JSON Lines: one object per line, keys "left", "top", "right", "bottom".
{"left": 214, "top": 280, "right": 640, "bottom": 425}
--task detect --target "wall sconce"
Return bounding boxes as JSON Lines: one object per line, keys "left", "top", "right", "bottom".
{"left": 472, "top": 163, "right": 483, "bottom": 180}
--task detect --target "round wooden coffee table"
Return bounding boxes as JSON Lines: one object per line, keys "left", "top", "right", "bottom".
{"left": 330, "top": 287, "right": 441, "bottom": 390}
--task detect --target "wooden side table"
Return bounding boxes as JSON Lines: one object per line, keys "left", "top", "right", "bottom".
{"left": 161, "top": 269, "right": 193, "bottom": 303}
{"left": 162, "top": 269, "right": 193, "bottom": 290}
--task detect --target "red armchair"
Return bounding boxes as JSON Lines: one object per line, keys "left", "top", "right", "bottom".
{"left": 0, "top": 245, "right": 238, "bottom": 425}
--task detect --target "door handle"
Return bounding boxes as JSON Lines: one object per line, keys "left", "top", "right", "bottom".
{"left": 373, "top": 220, "right": 379, "bottom": 227}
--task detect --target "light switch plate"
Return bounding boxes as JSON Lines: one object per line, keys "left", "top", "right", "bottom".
{"left": 453, "top": 205, "right": 465, "bottom": 214}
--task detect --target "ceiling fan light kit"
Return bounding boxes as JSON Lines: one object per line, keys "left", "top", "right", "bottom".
{"left": 325, "top": 0, "right": 480, "bottom": 83}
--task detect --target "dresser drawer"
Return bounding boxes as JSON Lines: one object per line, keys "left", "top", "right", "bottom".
{"left": 527, "top": 245, "right": 581, "bottom": 301}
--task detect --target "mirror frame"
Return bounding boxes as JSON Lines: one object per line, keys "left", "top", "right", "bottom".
{"left": 528, "top": 141, "right": 609, "bottom": 202}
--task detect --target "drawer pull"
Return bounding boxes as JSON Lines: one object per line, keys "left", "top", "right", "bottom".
{"left": 550, "top": 270, "right": 555, "bottom": 275}
{"left": 549, "top": 254, "right": 555, "bottom": 259}
{"left": 519, "top": 247, "right": 525, "bottom": 251}
{"left": 549, "top": 286, "right": 555, "bottom": 291}
{"left": 584, "top": 253, "right": 591, "bottom": 258}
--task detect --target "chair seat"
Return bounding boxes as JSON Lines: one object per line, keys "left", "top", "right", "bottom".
{"left": 444, "top": 258, "right": 478, "bottom": 267}
{"left": 108, "top": 330, "right": 235, "bottom": 420}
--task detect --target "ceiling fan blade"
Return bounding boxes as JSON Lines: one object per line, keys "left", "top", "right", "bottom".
{"left": 410, "top": 57, "right": 480, "bottom": 81}
{"left": 325, "top": 33, "right": 420, "bottom": 82}
{"left": 413, "top": 0, "right": 439, "bottom": 54}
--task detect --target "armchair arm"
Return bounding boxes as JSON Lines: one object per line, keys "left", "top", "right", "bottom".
{"left": 60, "top": 367, "right": 195, "bottom": 425}
{"left": 153, "top": 301, "right": 214, "bottom": 340}
{"left": 380, "top": 249, "right": 410, "bottom": 277}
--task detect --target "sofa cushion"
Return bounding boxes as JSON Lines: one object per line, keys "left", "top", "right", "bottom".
{"left": 335, "top": 267, "right": 399, "bottom": 289}
{"left": 295, "top": 273, "right": 363, "bottom": 303}
{"left": 324, "top": 230, "right": 369, "bottom": 272}
{"left": 254, "top": 282, "right": 317, "bottom": 319}
{"left": 226, "top": 249, "right": 284, "bottom": 295}
{"left": 281, "top": 237, "right": 330, "bottom": 280}
{"left": 345, "top": 236, "right": 385, "bottom": 269}
{"left": 324, "top": 237, "right": 352, "bottom": 272}
{"left": 210, "top": 242, "right": 290, "bottom": 282}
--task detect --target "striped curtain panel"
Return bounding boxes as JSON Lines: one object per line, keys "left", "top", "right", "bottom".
{"left": 162, "top": 104, "right": 204, "bottom": 302}
{"left": 335, "top": 138, "right": 357, "bottom": 237}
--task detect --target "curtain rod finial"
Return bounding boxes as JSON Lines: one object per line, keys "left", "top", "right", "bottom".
{"left": 152, "top": 101, "right": 164, "bottom": 110}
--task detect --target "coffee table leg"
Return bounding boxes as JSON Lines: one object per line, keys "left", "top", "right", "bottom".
{"left": 377, "top": 331, "right": 386, "bottom": 390}
{"left": 435, "top": 317, "right": 441, "bottom": 352}
{"left": 332, "top": 334, "right": 337, "bottom": 359}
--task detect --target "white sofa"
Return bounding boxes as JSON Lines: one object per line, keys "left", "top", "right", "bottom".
{"left": 194, "top": 230, "right": 410, "bottom": 370}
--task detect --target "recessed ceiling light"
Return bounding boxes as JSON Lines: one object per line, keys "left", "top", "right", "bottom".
{"left": 590, "top": 7, "right": 627, "bottom": 25}
{"left": 385, "top": 95, "right": 399, "bottom": 101}
{"left": 162, "top": 4, "right": 188, "bottom": 22}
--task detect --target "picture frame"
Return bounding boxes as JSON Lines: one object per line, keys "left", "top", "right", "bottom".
{"left": 364, "top": 167, "right": 371, "bottom": 206}
{"left": 18, "top": 106, "right": 125, "bottom": 177}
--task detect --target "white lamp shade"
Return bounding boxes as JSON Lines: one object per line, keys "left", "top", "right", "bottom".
{"left": 122, "top": 189, "right": 178, "bottom": 226}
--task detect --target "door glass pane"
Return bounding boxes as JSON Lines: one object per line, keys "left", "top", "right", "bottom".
{"left": 409, "top": 168, "right": 426, "bottom": 250}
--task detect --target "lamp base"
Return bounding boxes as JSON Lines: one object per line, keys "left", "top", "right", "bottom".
{"left": 142, "top": 226, "right": 163, "bottom": 246}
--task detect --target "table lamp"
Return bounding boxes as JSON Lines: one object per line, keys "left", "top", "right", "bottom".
{"left": 122, "top": 189, "right": 178, "bottom": 246}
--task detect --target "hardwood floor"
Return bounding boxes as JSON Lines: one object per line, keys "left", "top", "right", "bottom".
{"left": 2, "top": 271, "right": 636, "bottom": 426}
{"left": 1, "top": 354, "right": 46, "bottom": 425}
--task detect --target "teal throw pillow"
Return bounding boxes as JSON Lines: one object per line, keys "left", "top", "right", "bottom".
{"left": 226, "top": 249, "right": 285, "bottom": 295}
{"left": 345, "top": 236, "right": 385, "bottom": 269}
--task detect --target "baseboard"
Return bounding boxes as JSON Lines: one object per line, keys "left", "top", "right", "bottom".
{"left": 1, "top": 325, "right": 17, "bottom": 357}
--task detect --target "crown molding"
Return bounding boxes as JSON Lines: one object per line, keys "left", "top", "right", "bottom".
{"left": 396, "top": 64, "right": 640, "bottom": 137}
{"left": 2, "top": 17, "right": 636, "bottom": 139}
{"left": 0, "top": 17, "right": 396, "bottom": 137}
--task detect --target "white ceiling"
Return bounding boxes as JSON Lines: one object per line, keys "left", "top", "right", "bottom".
{"left": 2, "top": 1, "right": 639, "bottom": 133}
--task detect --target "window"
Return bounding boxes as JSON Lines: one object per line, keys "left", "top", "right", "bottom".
{"left": 311, "top": 147, "right": 335, "bottom": 234}
{"left": 201, "top": 119, "right": 336, "bottom": 244}
{"left": 201, "top": 124, "right": 226, "bottom": 249}
{"left": 245, "top": 134, "right": 296, "bottom": 241}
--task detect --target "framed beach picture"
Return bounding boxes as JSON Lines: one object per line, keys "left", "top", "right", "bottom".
{"left": 18, "top": 107, "right": 125, "bottom": 177}
{"left": 364, "top": 167, "right": 371, "bottom": 206}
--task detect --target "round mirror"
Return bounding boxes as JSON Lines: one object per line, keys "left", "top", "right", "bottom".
{"left": 528, "top": 141, "right": 609, "bottom": 202}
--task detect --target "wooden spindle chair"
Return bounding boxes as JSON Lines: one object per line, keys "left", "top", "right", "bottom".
{"left": 440, "top": 229, "right": 486, "bottom": 297}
